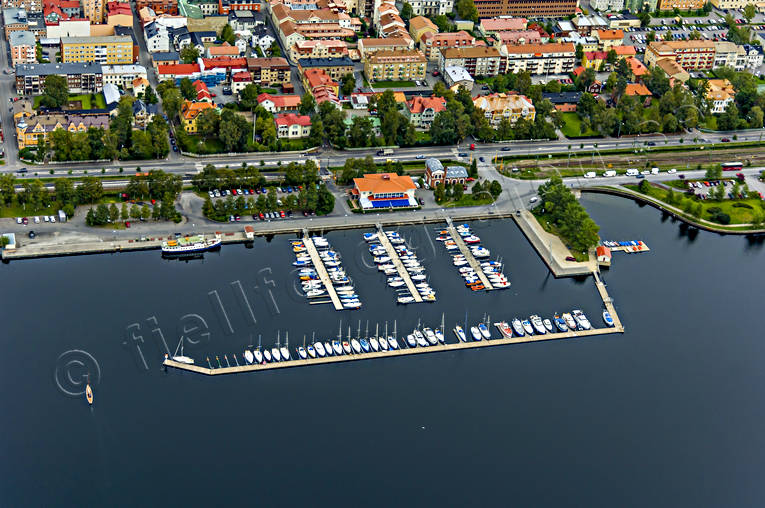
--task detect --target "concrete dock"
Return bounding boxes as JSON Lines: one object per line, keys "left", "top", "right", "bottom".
{"left": 375, "top": 224, "right": 422, "bottom": 303}
{"left": 301, "top": 231, "right": 343, "bottom": 311}
{"left": 445, "top": 218, "right": 494, "bottom": 290}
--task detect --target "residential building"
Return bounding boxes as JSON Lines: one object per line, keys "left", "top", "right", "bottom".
{"left": 439, "top": 46, "right": 501, "bottom": 77}
{"left": 207, "top": 41, "right": 240, "bottom": 57}
{"left": 406, "top": 0, "right": 453, "bottom": 16}
{"left": 591, "top": 0, "right": 624, "bottom": 10}
{"left": 218, "top": 0, "right": 262, "bottom": 14}
{"left": 257, "top": 92, "right": 301, "bottom": 112}
{"left": 657, "top": 0, "right": 704, "bottom": 9}
{"left": 132, "top": 76, "right": 150, "bottom": 94}
{"left": 478, "top": 17, "right": 527, "bottom": 37}
{"left": 113, "top": 26, "right": 140, "bottom": 62}
{"left": 246, "top": 57, "right": 291, "bottom": 85}
{"left": 289, "top": 39, "right": 347, "bottom": 61}
{"left": 231, "top": 71, "right": 252, "bottom": 94}
{"left": 424, "top": 158, "right": 468, "bottom": 187}
{"left": 595, "top": 29, "right": 623, "bottom": 50}
{"left": 607, "top": 14, "right": 640, "bottom": 29}
{"left": 472, "top": 92, "right": 535, "bottom": 126}
{"left": 274, "top": 113, "right": 311, "bottom": 138}
{"left": 743, "top": 44, "right": 764, "bottom": 71}
{"left": 132, "top": 99, "right": 159, "bottom": 127}
{"left": 46, "top": 19, "right": 90, "bottom": 39}
{"left": 357, "top": 37, "right": 414, "bottom": 59}
{"left": 151, "top": 51, "right": 180, "bottom": 70}
{"left": 101, "top": 64, "right": 148, "bottom": 88}
{"left": 501, "top": 42, "right": 576, "bottom": 75}
{"left": 14, "top": 107, "right": 109, "bottom": 149}
{"left": 9, "top": 31, "right": 35, "bottom": 66}
{"left": 181, "top": 100, "right": 216, "bottom": 133}
{"left": 706, "top": 79, "right": 736, "bottom": 114}
{"left": 444, "top": 65, "right": 474, "bottom": 90}
{"left": 3, "top": 8, "right": 27, "bottom": 40}
{"left": 302, "top": 68, "right": 338, "bottom": 94}
{"left": 713, "top": 41, "right": 747, "bottom": 70}
{"left": 312, "top": 84, "right": 339, "bottom": 107}
{"left": 297, "top": 56, "right": 354, "bottom": 80}
{"left": 106, "top": 1, "right": 133, "bottom": 27}
{"left": 405, "top": 95, "right": 446, "bottom": 129}
{"left": 2, "top": 0, "right": 41, "bottom": 12}
{"left": 61, "top": 36, "right": 133, "bottom": 64}
{"left": 228, "top": 9, "right": 265, "bottom": 30}
{"left": 83, "top": 0, "right": 106, "bottom": 23}
{"left": 419, "top": 31, "right": 476, "bottom": 61}
{"left": 44, "top": 0, "right": 81, "bottom": 22}
{"left": 624, "top": 83, "right": 652, "bottom": 103}
{"left": 541, "top": 91, "right": 582, "bottom": 112}
{"left": 135, "top": 0, "right": 179, "bottom": 15}
{"left": 15, "top": 62, "right": 103, "bottom": 95}
{"left": 655, "top": 58, "right": 690, "bottom": 83}
{"left": 144, "top": 20, "right": 172, "bottom": 53}
{"left": 645, "top": 40, "right": 715, "bottom": 70}
{"left": 353, "top": 173, "right": 417, "bottom": 210}
{"left": 408, "top": 15, "right": 437, "bottom": 43}
{"left": 571, "top": 14, "right": 609, "bottom": 35}
{"left": 473, "top": 0, "right": 575, "bottom": 18}
{"left": 493, "top": 30, "right": 541, "bottom": 46}
{"left": 364, "top": 49, "right": 427, "bottom": 82}
{"left": 710, "top": 0, "right": 764, "bottom": 10}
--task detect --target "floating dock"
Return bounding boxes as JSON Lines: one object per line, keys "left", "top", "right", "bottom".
{"left": 301, "top": 230, "right": 343, "bottom": 311}
{"left": 445, "top": 218, "right": 494, "bottom": 290}
{"left": 375, "top": 224, "right": 422, "bottom": 303}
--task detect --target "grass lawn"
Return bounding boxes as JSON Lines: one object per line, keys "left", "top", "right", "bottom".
{"left": 703, "top": 115, "right": 718, "bottom": 130}
{"left": 443, "top": 195, "right": 494, "bottom": 208}
{"left": 532, "top": 210, "right": 589, "bottom": 262}
{"left": 625, "top": 183, "right": 765, "bottom": 225}
{"left": 560, "top": 112, "right": 599, "bottom": 138}
{"left": 414, "top": 131, "right": 431, "bottom": 144}
{"left": 33, "top": 93, "right": 106, "bottom": 110}
{"left": 372, "top": 80, "right": 416, "bottom": 88}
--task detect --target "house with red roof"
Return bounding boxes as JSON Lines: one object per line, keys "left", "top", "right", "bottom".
{"left": 257, "top": 93, "right": 301, "bottom": 113}
{"left": 274, "top": 113, "right": 311, "bottom": 139}
{"left": 207, "top": 42, "right": 240, "bottom": 58}
{"left": 405, "top": 95, "right": 446, "bottom": 129}
{"left": 352, "top": 173, "right": 417, "bottom": 210}
{"left": 193, "top": 80, "right": 213, "bottom": 102}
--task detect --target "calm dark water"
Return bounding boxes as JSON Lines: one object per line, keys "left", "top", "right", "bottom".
{"left": 1, "top": 194, "right": 764, "bottom": 507}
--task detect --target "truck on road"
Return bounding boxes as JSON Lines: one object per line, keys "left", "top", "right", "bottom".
{"left": 377, "top": 148, "right": 394, "bottom": 156}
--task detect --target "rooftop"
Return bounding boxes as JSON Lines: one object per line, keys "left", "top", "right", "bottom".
{"left": 15, "top": 62, "right": 103, "bottom": 76}
{"left": 354, "top": 173, "right": 415, "bottom": 194}
{"left": 9, "top": 30, "right": 35, "bottom": 47}
{"left": 274, "top": 112, "right": 311, "bottom": 126}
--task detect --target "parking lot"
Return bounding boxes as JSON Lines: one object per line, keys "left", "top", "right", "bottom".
{"left": 206, "top": 185, "right": 319, "bottom": 222}
{"left": 623, "top": 20, "right": 758, "bottom": 54}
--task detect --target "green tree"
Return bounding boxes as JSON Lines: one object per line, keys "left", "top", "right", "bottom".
{"left": 196, "top": 108, "right": 220, "bottom": 139}
{"left": 220, "top": 24, "right": 236, "bottom": 44}
{"left": 705, "top": 165, "right": 723, "bottom": 179}
{"left": 717, "top": 102, "right": 739, "bottom": 131}
{"left": 143, "top": 85, "right": 158, "bottom": 105}
{"left": 743, "top": 3, "right": 757, "bottom": 22}
{"left": 130, "top": 204, "right": 141, "bottom": 219}
{"left": 141, "top": 204, "right": 151, "bottom": 220}
{"left": 316, "top": 185, "right": 335, "bottom": 215}
{"left": 77, "top": 176, "right": 103, "bottom": 204}
{"left": 40, "top": 75, "right": 69, "bottom": 108}
{"left": 489, "top": 180, "right": 502, "bottom": 199}
{"left": 299, "top": 91, "right": 316, "bottom": 115}
{"left": 161, "top": 87, "right": 183, "bottom": 121}
{"left": 637, "top": 12, "right": 651, "bottom": 27}
{"left": 269, "top": 41, "right": 281, "bottom": 57}
{"left": 0, "top": 174, "right": 15, "bottom": 206}
{"left": 400, "top": 1, "right": 413, "bottom": 20}
{"left": 179, "top": 78, "right": 196, "bottom": 101}
{"left": 340, "top": 72, "right": 356, "bottom": 97}
{"left": 121, "top": 202, "right": 129, "bottom": 221}
{"left": 180, "top": 45, "right": 200, "bottom": 63}
{"left": 455, "top": 0, "right": 478, "bottom": 22}
{"left": 239, "top": 83, "right": 261, "bottom": 110}
{"left": 95, "top": 203, "right": 109, "bottom": 225}
{"left": 109, "top": 203, "right": 119, "bottom": 222}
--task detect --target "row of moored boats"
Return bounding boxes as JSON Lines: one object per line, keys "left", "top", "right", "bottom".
{"left": 364, "top": 231, "right": 436, "bottom": 304}
{"left": 292, "top": 237, "right": 361, "bottom": 309}
{"left": 436, "top": 224, "right": 510, "bottom": 290}
{"left": 453, "top": 309, "right": 614, "bottom": 342}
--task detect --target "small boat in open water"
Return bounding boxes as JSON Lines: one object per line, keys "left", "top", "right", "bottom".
{"left": 85, "top": 374, "right": 93, "bottom": 405}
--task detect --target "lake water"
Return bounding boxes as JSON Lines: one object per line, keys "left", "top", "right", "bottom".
{"left": 1, "top": 193, "right": 764, "bottom": 507}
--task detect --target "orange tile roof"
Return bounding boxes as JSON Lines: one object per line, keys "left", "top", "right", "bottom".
{"left": 304, "top": 68, "right": 337, "bottom": 89}
{"left": 354, "top": 173, "right": 415, "bottom": 194}
{"left": 596, "top": 29, "right": 624, "bottom": 40}
{"left": 614, "top": 45, "right": 636, "bottom": 56}
{"left": 258, "top": 93, "right": 301, "bottom": 108}
{"left": 624, "top": 83, "right": 651, "bottom": 96}
{"left": 626, "top": 56, "right": 648, "bottom": 77}
{"left": 181, "top": 100, "right": 215, "bottom": 120}
{"left": 406, "top": 95, "right": 446, "bottom": 114}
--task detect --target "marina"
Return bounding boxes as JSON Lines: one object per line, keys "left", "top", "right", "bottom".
{"left": 371, "top": 225, "right": 424, "bottom": 304}
{"left": 442, "top": 218, "right": 498, "bottom": 291}
{"left": 296, "top": 232, "right": 357, "bottom": 311}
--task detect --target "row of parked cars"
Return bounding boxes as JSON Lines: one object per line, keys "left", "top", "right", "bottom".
{"left": 227, "top": 209, "right": 317, "bottom": 222}
{"left": 208, "top": 185, "right": 304, "bottom": 199}
{"left": 16, "top": 215, "right": 57, "bottom": 225}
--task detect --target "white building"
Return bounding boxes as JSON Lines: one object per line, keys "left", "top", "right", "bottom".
{"left": 590, "top": 0, "right": 624, "bottom": 12}
{"left": 102, "top": 64, "right": 148, "bottom": 88}
{"left": 444, "top": 65, "right": 474, "bottom": 90}
{"left": 144, "top": 21, "right": 172, "bottom": 53}
{"left": 407, "top": 0, "right": 453, "bottom": 16}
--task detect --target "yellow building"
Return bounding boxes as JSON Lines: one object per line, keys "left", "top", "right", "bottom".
{"left": 181, "top": 100, "right": 216, "bottom": 134}
{"left": 13, "top": 99, "right": 110, "bottom": 149}
{"left": 61, "top": 36, "right": 134, "bottom": 65}
{"left": 408, "top": 16, "right": 438, "bottom": 43}
{"left": 83, "top": 0, "right": 106, "bottom": 23}
{"left": 364, "top": 49, "right": 427, "bottom": 83}
{"left": 472, "top": 93, "right": 535, "bottom": 126}
{"left": 657, "top": 0, "right": 705, "bottom": 9}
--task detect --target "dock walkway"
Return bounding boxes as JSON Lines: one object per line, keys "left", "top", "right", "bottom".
{"left": 594, "top": 271, "right": 624, "bottom": 332}
{"left": 445, "top": 218, "right": 493, "bottom": 290}
{"left": 375, "top": 224, "right": 422, "bottom": 303}
{"left": 302, "top": 231, "right": 343, "bottom": 311}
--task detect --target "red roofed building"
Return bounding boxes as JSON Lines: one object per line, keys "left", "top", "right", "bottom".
{"left": 257, "top": 93, "right": 301, "bottom": 113}
{"left": 312, "top": 85, "right": 340, "bottom": 108}
{"left": 207, "top": 42, "right": 240, "bottom": 58}
{"left": 193, "top": 80, "right": 213, "bottom": 102}
{"left": 352, "top": 173, "right": 417, "bottom": 210}
{"left": 157, "top": 63, "right": 200, "bottom": 80}
{"left": 274, "top": 113, "right": 311, "bottom": 139}
{"left": 231, "top": 71, "right": 252, "bottom": 94}
{"left": 106, "top": 1, "right": 132, "bottom": 15}
{"left": 302, "top": 68, "right": 338, "bottom": 95}
{"left": 201, "top": 57, "right": 248, "bottom": 72}
{"left": 218, "top": 0, "right": 262, "bottom": 14}
{"left": 625, "top": 56, "right": 648, "bottom": 79}
{"left": 405, "top": 95, "right": 446, "bottom": 129}
{"left": 596, "top": 245, "right": 611, "bottom": 266}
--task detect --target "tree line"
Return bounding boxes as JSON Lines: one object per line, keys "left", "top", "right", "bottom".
{"left": 536, "top": 175, "right": 600, "bottom": 253}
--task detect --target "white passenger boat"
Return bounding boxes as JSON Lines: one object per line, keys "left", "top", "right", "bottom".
{"left": 572, "top": 310, "right": 591, "bottom": 330}
{"left": 161, "top": 235, "right": 221, "bottom": 255}
{"left": 406, "top": 334, "right": 416, "bottom": 348}
{"left": 522, "top": 319, "right": 534, "bottom": 335}
{"left": 562, "top": 313, "right": 576, "bottom": 330}
{"left": 511, "top": 318, "right": 525, "bottom": 336}
{"left": 543, "top": 319, "right": 554, "bottom": 332}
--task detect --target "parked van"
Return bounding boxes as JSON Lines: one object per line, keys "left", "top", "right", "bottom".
{"left": 626, "top": 168, "right": 639, "bottom": 176}
{"left": 603, "top": 170, "right": 616, "bottom": 177}
{"left": 651, "top": 167, "right": 660, "bottom": 175}
{"left": 584, "top": 171, "right": 596, "bottom": 178}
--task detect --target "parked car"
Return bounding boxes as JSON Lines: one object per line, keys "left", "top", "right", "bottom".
{"left": 721, "top": 137, "right": 730, "bottom": 142}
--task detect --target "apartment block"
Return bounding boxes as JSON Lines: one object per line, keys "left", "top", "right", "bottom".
{"left": 501, "top": 42, "right": 576, "bottom": 75}
{"left": 364, "top": 49, "right": 427, "bottom": 82}
{"left": 218, "top": 0, "right": 262, "bottom": 14}
{"left": 2, "top": 0, "right": 42, "bottom": 12}
{"left": 136, "top": 0, "right": 179, "bottom": 14}
{"left": 83, "top": 0, "right": 106, "bottom": 23}
{"left": 644, "top": 40, "right": 715, "bottom": 70}
{"left": 439, "top": 47, "right": 502, "bottom": 77}
{"left": 473, "top": 0, "right": 576, "bottom": 18}
{"left": 419, "top": 31, "right": 476, "bottom": 61}
{"left": 15, "top": 62, "right": 103, "bottom": 95}
{"left": 289, "top": 39, "right": 348, "bottom": 61}
{"left": 472, "top": 93, "right": 535, "bottom": 126}
{"left": 657, "top": 0, "right": 705, "bottom": 9}
{"left": 297, "top": 56, "right": 354, "bottom": 81}
{"left": 406, "top": 0, "right": 453, "bottom": 16}
{"left": 245, "top": 57, "right": 291, "bottom": 85}
{"left": 61, "top": 36, "right": 134, "bottom": 64}
{"left": 3, "top": 8, "right": 27, "bottom": 40}
{"left": 9, "top": 30, "right": 35, "bottom": 66}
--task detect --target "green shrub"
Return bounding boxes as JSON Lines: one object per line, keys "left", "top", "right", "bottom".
{"left": 732, "top": 202, "right": 753, "bottom": 209}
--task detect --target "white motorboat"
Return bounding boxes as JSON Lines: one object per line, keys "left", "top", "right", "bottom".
{"left": 478, "top": 323, "right": 491, "bottom": 339}
{"left": 244, "top": 350, "right": 254, "bottom": 364}
{"left": 496, "top": 322, "right": 513, "bottom": 338}
{"left": 470, "top": 326, "right": 482, "bottom": 341}
{"left": 435, "top": 328, "right": 445, "bottom": 343}
{"left": 414, "top": 330, "right": 428, "bottom": 347}
{"left": 423, "top": 328, "right": 438, "bottom": 345}
{"left": 543, "top": 319, "right": 554, "bottom": 332}
{"left": 511, "top": 318, "right": 525, "bottom": 336}
{"left": 363, "top": 232, "right": 377, "bottom": 242}
{"left": 315, "top": 342, "right": 326, "bottom": 357}
{"left": 562, "top": 313, "right": 577, "bottom": 330}
{"left": 522, "top": 319, "right": 534, "bottom": 335}
{"left": 411, "top": 274, "right": 427, "bottom": 281}
{"left": 572, "top": 310, "right": 591, "bottom": 330}
{"left": 333, "top": 340, "right": 343, "bottom": 355}
{"left": 388, "top": 280, "right": 405, "bottom": 288}
{"left": 398, "top": 296, "right": 415, "bottom": 304}
{"left": 280, "top": 345, "right": 290, "bottom": 360}
{"left": 306, "top": 289, "right": 326, "bottom": 298}
{"left": 324, "top": 341, "right": 333, "bottom": 356}
{"left": 406, "top": 334, "right": 416, "bottom": 348}
{"left": 374, "top": 256, "right": 391, "bottom": 264}
{"left": 603, "top": 310, "right": 615, "bottom": 327}
{"left": 297, "top": 346, "right": 307, "bottom": 359}
{"left": 554, "top": 314, "right": 568, "bottom": 332}
{"left": 530, "top": 315, "right": 547, "bottom": 334}
{"left": 388, "top": 337, "right": 399, "bottom": 350}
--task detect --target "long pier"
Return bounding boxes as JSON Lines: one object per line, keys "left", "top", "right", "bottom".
{"left": 445, "top": 218, "right": 494, "bottom": 290}
{"left": 375, "top": 224, "right": 422, "bottom": 303}
{"left": 301, "top": 230, "right": 343, "bottom": 311}
{"left": 594, "top": 270, "right": 623, "bottom": 331}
